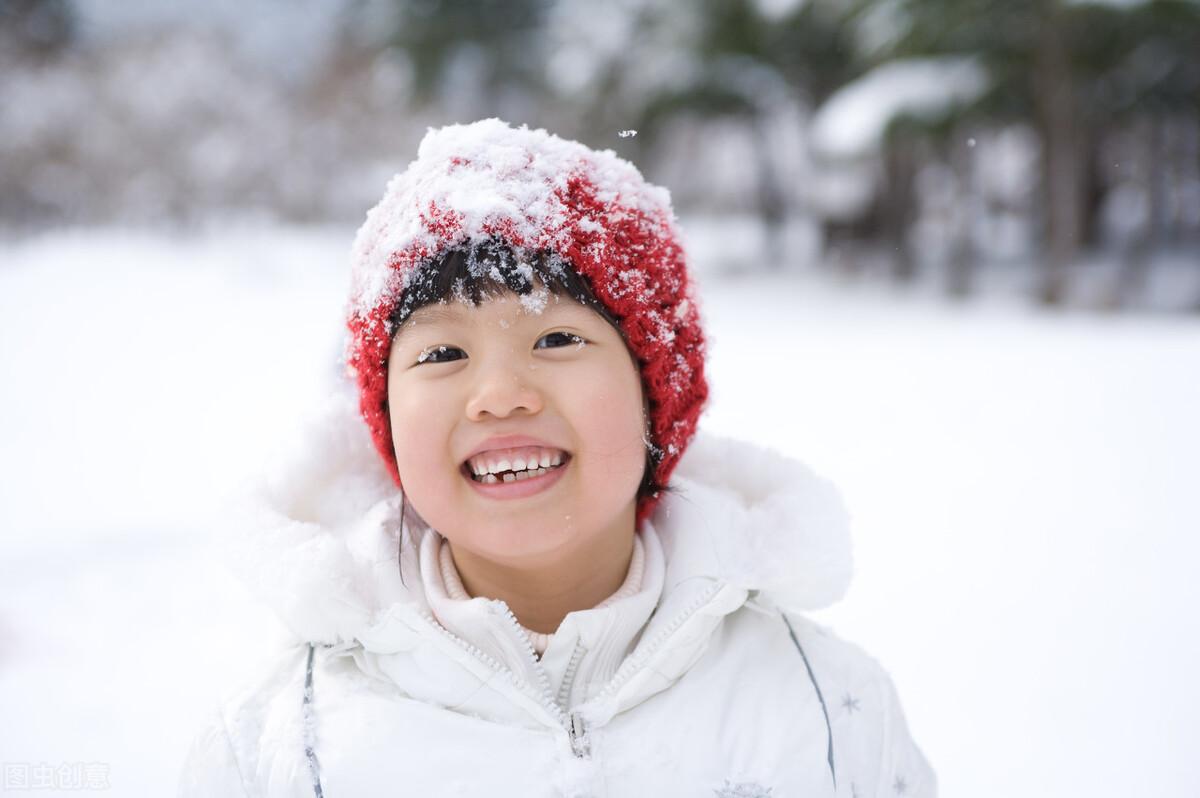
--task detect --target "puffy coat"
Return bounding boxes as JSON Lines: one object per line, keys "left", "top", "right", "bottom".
{"left": 179, "top": 392, "right": 936, "bottom": 797}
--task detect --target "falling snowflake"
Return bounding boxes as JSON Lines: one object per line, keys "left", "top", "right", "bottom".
{"left": 892, "top": 775, "right": 909, "bottom": 794}
{"left": 618, "top": 129, "right": 638, "bottom": 138}
{"left": 841, "top": 693, "right": 861, "bottom": 714}
{"left": 713, "top": 779, "right": 773, "bottom": 798}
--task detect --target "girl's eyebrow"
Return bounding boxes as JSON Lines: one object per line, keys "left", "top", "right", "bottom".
{"left": 395, "top": 304, "right": 471, "bottom": 338}
{"left": 411, "top": 305, "right": 468, "bottom": 326}
{"left": 396, "top": 302, "right": 530, "bottom": 341}
{"left": 397, "top": 297, "right": 594, "bottom": 340}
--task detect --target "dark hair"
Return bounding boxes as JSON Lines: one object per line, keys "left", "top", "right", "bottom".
{"left": 386, "top": 237, "right": 672, "bottom": 509}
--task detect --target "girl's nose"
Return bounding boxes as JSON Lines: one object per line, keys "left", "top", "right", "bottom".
{"left": 464, "top": 365, "right": 544, "bottom": 420}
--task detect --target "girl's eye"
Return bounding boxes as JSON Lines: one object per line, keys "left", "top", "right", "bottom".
{"left": 416, "top": 345, "right": 466, "bottom": 365}
{"left": 535, "top": 331, "right": 585, "bottom": 350}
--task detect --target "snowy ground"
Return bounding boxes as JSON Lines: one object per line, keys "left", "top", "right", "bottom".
{"left": 1, "top": 226, "right": 1198, "bottom": 796}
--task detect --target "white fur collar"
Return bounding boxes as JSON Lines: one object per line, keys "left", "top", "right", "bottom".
{"left": 221, "top": 386, "right": 853, "bottom": 646}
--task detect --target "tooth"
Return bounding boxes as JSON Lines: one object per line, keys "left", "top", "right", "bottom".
{"left": 503, "top": 473, "right": 516, "bottom": 483}
{"left": 550, "top": 453, "right": 562, "bottom": 466}
{"left": 539, "top": 453, "right": 551, "bottom": 468}
{"left": 472, "top": 460, "right": 486, "bottom": 476}
{"left": 484, "top": 474, "right": 498, "bottom": 484}
{"left": 496, "top": 459, "right": 511, "bottom": 474}
{"left": 512, "top": 457, "right": 526, "bottom": 471}
{"left": 533, "top": 468, "right": 545, "bottom": 476}
{"left": 515, "top": 471, "right": 530, "bottom": 481}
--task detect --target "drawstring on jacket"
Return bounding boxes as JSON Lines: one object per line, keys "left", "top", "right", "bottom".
{"left": 304, "top": 643, "right": 326, "bottom": 798}
{"left": 782, "top": 613, "right": 837, "bottom": 790}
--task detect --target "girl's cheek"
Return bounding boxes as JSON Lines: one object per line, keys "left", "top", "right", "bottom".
{"left": 390, "top": 387, "right": 450, "bottom": 473}
{"left": 572, "top": 368, "right": 645, "bottom": 449}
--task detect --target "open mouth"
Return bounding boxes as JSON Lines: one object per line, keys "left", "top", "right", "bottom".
{"left": 461, "top": 446, "right": 572, "bottom": 485}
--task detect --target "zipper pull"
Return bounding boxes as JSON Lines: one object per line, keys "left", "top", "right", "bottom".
{"left": 568, "top": 710, "right": 591, "bottom": 758}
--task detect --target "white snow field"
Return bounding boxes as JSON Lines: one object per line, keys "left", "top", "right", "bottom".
{"left": 1, "top": 226, "right": 1198, "bottom": 796}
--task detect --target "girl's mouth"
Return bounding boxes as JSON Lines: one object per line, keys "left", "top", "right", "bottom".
{"left": 460, "top": 449, "right": 572, "bottom": 500}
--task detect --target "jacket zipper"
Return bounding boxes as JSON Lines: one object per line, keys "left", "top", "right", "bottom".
{"left": 569, "top": 710, "right": 590, "bottom": 757}
{"left": 418, "top": 608, "right": 586, "bottom": 756}
{"left": 555, "top": 638, "right": 587, "bottom": 710}
{"left": 585, "top": 582, "right": 726, "bottom": 706}
{"left": 415, "top": 581, "right": 727, "bottom": 759}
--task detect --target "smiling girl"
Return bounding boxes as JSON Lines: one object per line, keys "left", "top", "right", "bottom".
{"left": 180, "top": 119, "right": 935, "bottom": 797}
{"left": 383, "top": 245, "right": 650, "bottom": 635}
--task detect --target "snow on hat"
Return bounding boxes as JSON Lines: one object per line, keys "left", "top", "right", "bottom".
{"left": 345, "top": 118, "right": 708, "bottom": 523}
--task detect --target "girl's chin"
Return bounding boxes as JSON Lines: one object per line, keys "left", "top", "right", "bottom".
{"left": 445, "top": 523, "right": 578, "bottom": 564}
{"left": 454, "top": 501, "right": 579, "bottom": 535}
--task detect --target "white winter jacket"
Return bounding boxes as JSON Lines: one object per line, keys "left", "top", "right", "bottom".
{"left": 179, "top": 392, "right": 936, "bottom": 797}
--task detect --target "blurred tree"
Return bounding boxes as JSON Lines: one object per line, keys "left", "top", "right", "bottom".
{"left": 888, "top": 0, "right": 1200, "bottom": 305}
{"left": 0, "top": 0, "right": 73, "bottom": 59}
{"left": 632, "top": 0, "right": 868, "bottom": 262}
{"left": 881, "top": 95, "right": 987, "bottom": 292}
{"left": 688, "top": 0, "right": 864, "bottom": 105}
{"left": 377, "top": 0, "right": 554, "bottom": 117}
{"left": 1072, "top": 1, "right": 1200, "bottom": 308}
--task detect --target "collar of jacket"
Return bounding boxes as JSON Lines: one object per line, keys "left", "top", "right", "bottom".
{"left": 221, "top": 385, "right": 853, "bottom": 715}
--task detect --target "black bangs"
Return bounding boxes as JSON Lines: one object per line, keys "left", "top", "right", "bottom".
{"left": 385, "top": 238, "right": 620, "bottom": 335}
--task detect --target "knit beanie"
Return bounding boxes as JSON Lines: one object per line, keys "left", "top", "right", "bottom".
{"left": 345, "top": 118, "right": 708, "bottom": 523}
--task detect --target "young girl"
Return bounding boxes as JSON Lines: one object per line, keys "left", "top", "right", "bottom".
{"left": 180, "top": 119, "right": 935, "bottom": 797}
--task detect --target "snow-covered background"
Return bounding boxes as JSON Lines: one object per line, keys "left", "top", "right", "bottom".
{"left": 1, "top": 225, "right": 1197, "bottom": 796}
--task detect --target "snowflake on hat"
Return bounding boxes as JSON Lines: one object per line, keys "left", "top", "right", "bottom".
{"left": 345, "top": 118, "right": 708, "bottom": 524}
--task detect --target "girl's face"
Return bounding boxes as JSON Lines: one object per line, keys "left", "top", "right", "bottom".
{"left": 386, "top": 289, "right": 646, "bottom": 568}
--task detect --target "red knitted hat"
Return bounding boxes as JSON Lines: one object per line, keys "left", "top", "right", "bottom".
{"left": 345, "top": 119, "right": 708, "bottom": 524}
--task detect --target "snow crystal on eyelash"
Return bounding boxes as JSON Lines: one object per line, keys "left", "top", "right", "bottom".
{"left": 345, "top": 118, "right": 679, "bottom": 318}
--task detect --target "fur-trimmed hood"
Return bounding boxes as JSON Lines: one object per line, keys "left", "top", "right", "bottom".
{"left": 220, "top": 384, "right": 854, "bottom": 648}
